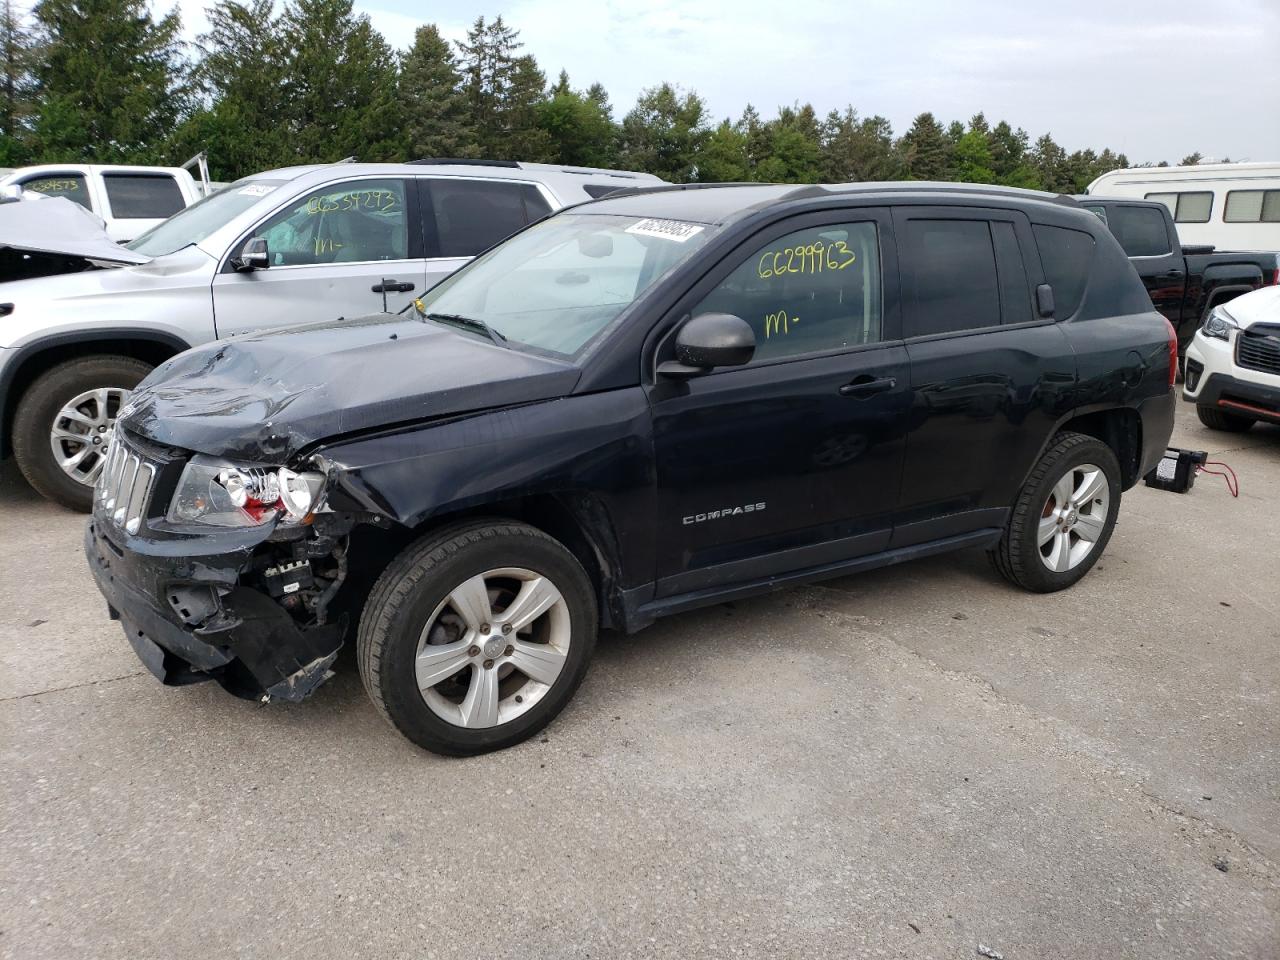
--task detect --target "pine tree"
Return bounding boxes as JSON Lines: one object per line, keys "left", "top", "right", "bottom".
{"left": 1031, "top": 133, "right": 1069, "bottom": 192}
{"left": 1179, "top": 151, "right": 1202, "bottom": 166}
{"left": 30, "top": 0, "right": 191, "bottom": 163}
{"left": 176, "top": 0, "right": 289, "bottom": 180}
{"left": 401, "top": 23, "right": 476, "bottom": 160}
{"left": 0, "top": 0, "right": 35, "bottom": 164}
{"left": 897, "top": 112, "right": 949, "bottom": 180}
{"left": 821, "top": 108, "right": 898, "bottom": 182}
{"left": 456, "top": 15, "right": 517, "bottom": 156}
{"left": 618, "top": 83, "right": 708, "bottom": 183}
{"left": 277, "top": 0, "right": 401, "bottom": 163}
{"left": 504, "top": 54, "right": 553, "bottom": 161}
{"left": 695, "top": 119, "right": 749, "bottom": 182}
{"left": 536, "top": 71, "right": 618, "bottom": 167}
{"left": 754, "top": 104, "right": 823, "bottom": 183}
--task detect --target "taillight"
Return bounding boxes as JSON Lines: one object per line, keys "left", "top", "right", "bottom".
{"left": 1164, "top": 317, "right": 1178, "bottom": 387}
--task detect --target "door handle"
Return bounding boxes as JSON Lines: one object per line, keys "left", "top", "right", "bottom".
{"left": 371, "top": 279, "right": 415, "bottom": 293}
{"left": 839, "top": 375, "right": 897, "bottom": 398}
{"left": 1159, "top": 269, "right": 1185, "bottom": 279}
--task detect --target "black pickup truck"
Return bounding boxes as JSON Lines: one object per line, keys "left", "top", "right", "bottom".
{"left": 1078, "top": 196, "right": 1279, "bottom": 354}
{"left": 85, "top": 183, "right": 1176, "bottom": 756}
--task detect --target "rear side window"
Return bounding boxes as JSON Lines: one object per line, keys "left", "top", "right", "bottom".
{"left": 900, "top": 219, "right": 1001, "bottom": 337}
{"left": 20, "top": 173, "right": 91, "bottom": 209}
{"left": 1033, "top": 225, "right": 1095, "bottom": 319}
{"left": 1224, "top": 190, "right": 1280, "bottom": 223}
{"left": 1145, "top": 191, "right": 1212, "bottom": 224}
{"left": 102, "top": 174, "right": 185, "bottom": 219}
{"left": 1105, "top": 205, "right": 1171, "bottom": 257}
{"left": 427, "top": 179, "right": 553, "bottom": 257}
{"left": 991, "top": 221, "right": 1032, "bottom": 326}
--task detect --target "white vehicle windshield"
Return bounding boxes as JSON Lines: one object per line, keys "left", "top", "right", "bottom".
{"left": 418, "top": 213, "right": 715, "bottom": 356}
{"left": 127, "top": 180, "right": 285, "bottom": 257}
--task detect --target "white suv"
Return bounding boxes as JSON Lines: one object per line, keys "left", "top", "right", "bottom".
{"left": 1183, "top": 285, "right": 1280, "bottom": 432}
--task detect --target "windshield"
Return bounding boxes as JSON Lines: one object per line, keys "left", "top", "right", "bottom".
{"left": 127, "top": 180, "right": 285, "bottom": 257}
{"left": 418, "top": 213, "right": 715, "bottom": 356}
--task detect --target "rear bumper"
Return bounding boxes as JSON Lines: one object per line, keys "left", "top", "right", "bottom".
{"left": 84, "top": 520, "right": 343, "bottom": 702}
{"left": 1137, "top": 388, "right": 1177, "bottom": 482}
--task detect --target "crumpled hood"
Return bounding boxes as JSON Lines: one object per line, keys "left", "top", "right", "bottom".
{"left": 120, "top": 313, "right": 581, "bottom": 461}
{"left": 0, "top": 195, "right": 151, "bottom": 265}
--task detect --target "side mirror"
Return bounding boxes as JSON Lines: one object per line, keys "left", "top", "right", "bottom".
{"left": 1035, "top": 283, "right": 1055, "bottom": 319}
{"left": 232, "top": 237, "right": 270, "bottom": 272}
{"left": 659, "top": 312, "right": 755, "bottom": 378}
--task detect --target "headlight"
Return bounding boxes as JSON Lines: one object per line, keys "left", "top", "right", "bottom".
{"left": 167, "top": 454, "right": 325, "bottom": 527}
{"left": 1201, "top": 306, "right": 1238, "bottom": 341}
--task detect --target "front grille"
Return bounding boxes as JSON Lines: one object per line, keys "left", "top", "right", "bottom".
{"left": 1237, "top": 325, "right": 1280, "bottom": 376}
{"left": 96, "top": 434, "right": 156, "bottom": 535}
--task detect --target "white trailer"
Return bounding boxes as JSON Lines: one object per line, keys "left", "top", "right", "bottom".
{"left": 1086, "top": 162, "right": 1280, "bottom": 252}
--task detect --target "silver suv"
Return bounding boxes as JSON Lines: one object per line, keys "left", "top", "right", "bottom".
{"left": 0, "top": 160, "right": 662, "bottom": 509}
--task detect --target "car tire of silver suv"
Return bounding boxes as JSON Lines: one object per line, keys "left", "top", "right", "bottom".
{"left": 12, "top": 355, "right": 153, "bottom": 511}
{"left": 357, "top": 519, "right": 598, "bottom": 756}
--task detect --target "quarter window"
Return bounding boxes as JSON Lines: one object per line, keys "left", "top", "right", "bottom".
{"left": 692, "top": 222, "right": 882, "bottom": 362}
{"left": 1033, "top": 225, "right": 1095, "bottom": 319}
{"left": 102, "top": 174, "right": 185, "bottom": 219}
{"left": 1224, "top": 190, "right": 1280, "bottom": 223}
{"left": 1144, "top": 191, "right": 1213, "bottom": 223}
{"left": 900, "top": 219, "right": 1001, "bottom": 337}
{"left": 1105, "top": 205, "right": 1171, "bottom": 257}
{"left": 427, "top": 179, "right": 553, "bottom": 257}
{"left": 20, "top": 173, "right": 91, "bottom": 210}
{"left": 252, "top": 179, "right": 408, "bottom": 266}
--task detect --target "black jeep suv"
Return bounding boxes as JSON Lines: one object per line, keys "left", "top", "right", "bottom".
{"left": 85, "top": 182, "right": 1176, "bottom": 755}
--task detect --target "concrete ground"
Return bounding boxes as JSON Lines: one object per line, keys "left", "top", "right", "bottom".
{"left": 2, "top": 402, "right": 1277, "bottom": 960}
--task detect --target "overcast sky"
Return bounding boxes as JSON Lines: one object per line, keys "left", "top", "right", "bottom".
{"left": 172, "top": 0, "right": 1280, "bottom": 164}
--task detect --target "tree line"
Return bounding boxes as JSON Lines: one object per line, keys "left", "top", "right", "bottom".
{"left": 0, "top": 0, "right": 1209, "bottom": 191}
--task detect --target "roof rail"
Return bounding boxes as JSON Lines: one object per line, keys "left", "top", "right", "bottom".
{"left": 408, "top": 158, "right": 521, "bottom": 168}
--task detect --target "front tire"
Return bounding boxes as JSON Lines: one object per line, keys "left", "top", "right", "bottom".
{"left": 1196, "top": 405, "right": 1254, "bottom": 433}
{"left": 12, "top": 355, "right": 153, "bottom": 511}
{"left": 357, "top": 520, "right": 598, "bottom": 756}
{"left": 989, "top": 432, "right": 1121, "bottom": 593}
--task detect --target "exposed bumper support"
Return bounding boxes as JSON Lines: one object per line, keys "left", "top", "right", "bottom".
{"left": 85, "top": 522, "right": 343, "bottom": 702}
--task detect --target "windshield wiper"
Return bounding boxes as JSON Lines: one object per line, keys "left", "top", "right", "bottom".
{"left": 426, "top": 312, "right": 508, "bottom": 347}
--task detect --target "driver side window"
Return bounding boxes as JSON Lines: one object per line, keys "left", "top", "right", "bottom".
{"left": 252, "top": 179, "right": 408, "bottom": 266}
{"left": 694, "top": 222, "right": 882, "bottom": 363}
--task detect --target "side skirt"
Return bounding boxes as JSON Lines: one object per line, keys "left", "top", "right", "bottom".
{"left": 620, "top": 527, "right": 1003, "bottom": 632}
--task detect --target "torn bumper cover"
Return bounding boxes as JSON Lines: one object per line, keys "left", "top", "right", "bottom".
{"left": 83, "top": 521, "right": 342, "bottom": 702}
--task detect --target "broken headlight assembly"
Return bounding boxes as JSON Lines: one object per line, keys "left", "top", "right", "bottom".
{"left": 167, "top": 454, "right": 326, "bottom": 527}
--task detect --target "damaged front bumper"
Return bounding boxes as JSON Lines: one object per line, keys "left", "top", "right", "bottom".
{"left": 84, "top": 519, "right": 344, "bottom": 703}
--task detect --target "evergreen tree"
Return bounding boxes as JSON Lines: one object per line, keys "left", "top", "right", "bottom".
{"left": 1180, "top": 151, "right": 1202, "bottom": 166}
{"left": 821, "top": 108, "right": 898, "bottom": 182}
{"left": 897, "top": 112, "right": 949, "bottom": 180}
{"left": 504, "top": 53, "right": 553, "bottom": 161}
{"left": 30, "top": 0, "right": 190, "bottom": 163}
{"left": 0, "top": 0, "right": 35, "bottom": 164}
{"left": 695, "top": 119, "right": 749, "bottom": 182}
{"left": 952, "top": 117, "right": 996, "bottom": 183}
{"left": 618, "top": 83, "right": 707, "bottom": 183}
{"left": 401, "top": 23, "right": 476, "bottom": 160}
{"left": 536, "top": 72, "right": 617, "bottom": 167}
{"left": 277, "top": 0, "right": 401, "bottom": 163}
{"left": 988, "top": 120, "right": 1039, "bottom": 188}
{"left": 754, "top": 104, "right": 823, "bottom": 183}
{"left": 177, "top": 0, "right": 289, "bottom": 180}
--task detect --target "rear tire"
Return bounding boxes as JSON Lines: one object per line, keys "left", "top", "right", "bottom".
{"left": 12, "top": 355, "right": 153, "bottom": 511}
{"left": 1196, "top": 405, "right": 1254, "bottom": 433}
{"left": 989, "top": 432, "right": 1121, "bottom": 593}
{"left": 357, "top": 520, "right": 597, "bottom": 756}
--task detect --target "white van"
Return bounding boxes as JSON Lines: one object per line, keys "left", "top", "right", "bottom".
{"left": 0, "top": 163, "right": 207, "bottom": 243}
{"left": 1086, "top": 162, "right": 1280, "bottom": 251}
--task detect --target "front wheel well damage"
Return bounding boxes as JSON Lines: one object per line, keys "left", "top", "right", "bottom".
{"left": 329, "top": 494, "right": 619, "bottom": 631}
{"left": 1055, "top": 408, "right": 1143, "bottom": 488}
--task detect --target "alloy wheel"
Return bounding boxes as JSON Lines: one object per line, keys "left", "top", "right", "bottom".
{"left": 415, "top": 567, "right": 572, "bottom": 729}
{"left": 1037, "top": 463, "right": 1110, "bottom": 573}
{"left": 48, "top": 387, "right": 131, "bottom": 487}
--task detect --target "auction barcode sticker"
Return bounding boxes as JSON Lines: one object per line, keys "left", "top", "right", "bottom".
{"left": 238, "top": 184, "right": 275, "bottom": 197}
{"left": 625, "top": 218, "right": 705, "bottom": 243}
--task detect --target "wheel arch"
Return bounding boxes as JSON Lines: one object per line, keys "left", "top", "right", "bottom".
{"left": 0, "top": 329, "right": 190, "bottom": 458}
{"left": 1048, "top": 406, "right": 1143, "bottom": 489}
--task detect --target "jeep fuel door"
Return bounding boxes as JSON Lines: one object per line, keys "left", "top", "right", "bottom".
{"left": 648, "top": 210, "right": 911, "bottom": 598}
